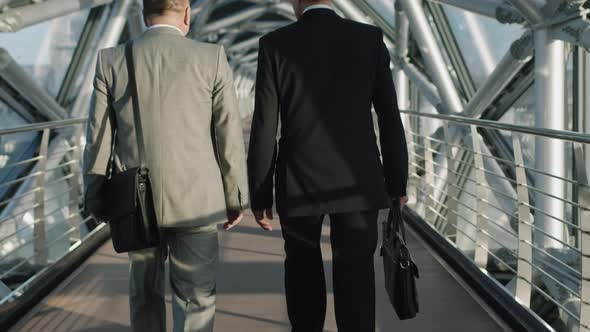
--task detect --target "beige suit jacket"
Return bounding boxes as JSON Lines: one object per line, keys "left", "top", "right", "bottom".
{"left": 83, "top": 27, "right": 249, "bottom": 228}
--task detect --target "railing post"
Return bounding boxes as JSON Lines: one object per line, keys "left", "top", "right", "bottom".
{"left": 574, "top": 144, "right": 590, "bottom": 332}
{"left": 424, "top": 135, "right": 435, "bottom": 223}
{"left": 513, "top": 134, "right": 533, "bottom": 307}
{"left": 471, "top": 125, "right": 489, "bottom": 269}
{"left": 68, "top": 125, "right": 84, "bottom": 243}
{"left": 405, "top": 114, "right": 418, "bottom": 204}
{"left": 443, "top": 122, "right": 459, "bottom": 238}
{"left": 33, "top": 128, "right": 50, "bottom": 266}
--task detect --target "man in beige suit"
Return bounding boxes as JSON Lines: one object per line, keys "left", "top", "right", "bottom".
{"left": 83, "top": 1, "right": 249, "bottom": 331}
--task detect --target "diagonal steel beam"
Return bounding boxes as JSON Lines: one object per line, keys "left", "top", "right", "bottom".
{"left": 332, "top": 0, "right": 395, "bottom": 50}
{"left": 70, "top": 0, "right": 133, "bottom": 118}
{"left": 189, "top": 0, "right": 216, "bottom": 37}
{"left": 398, "top": 61, "right": 444, "bottom": 111}
{"left": 426, "top": 1, "right": 476, "bottom": 100}
{"left": 0, "top": 49, "right": 66, "bottom": 120}
{"left": 198, "top": 5, "right": 267, "bottom": 36}
{"left": 233, "top": 51, "right": 258, "bottom": 65}
{"left": 464, "top": 32, "right": 534, "bottom": 118}
{"left": 227, "top": 35, "right": 261, "bottom": 53}
{"left": 332, "top": 0, "right": 371, "bottom": 24}
{"left": 398, "top": 0, "right": 464, "bottom": 114}
{"left": 268, "top": 2, "right": 296, "bottom": 21}
{"left": 354, "top": 0, "right": 397, "bottom": 42}
{"left": 427, "top": 0, "right": 524, "bottom": 23}
{"left": 0, "top": 0, "right": 113, "bottom": 32}
{"left": 390, "top": 5, "right": 445, "bottom": 111}
{"left": 57, "top": 6, "right": 110, "bottom": 108}
{"left": 506, "top": 0, "right": 546, "bottom": 24}
{"left": 394, "top": 4, "right": 410, "bottom": 111}
{"left": 0, "top": 83, "right": 38, "bottom": 122}
{"left": 127, "top": 0, "right": 146, "bottom": 38}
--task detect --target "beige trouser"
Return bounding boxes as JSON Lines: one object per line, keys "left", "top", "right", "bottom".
{"left": 128, "top": 224, "right": 218, "bottom": 332}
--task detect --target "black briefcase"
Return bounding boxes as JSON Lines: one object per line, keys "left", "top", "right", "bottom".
{"left": 104, "top": 41, "right": 160, "bottom": 253}
{"left": 381, "top": 204, "right": 420, "bottom": 320}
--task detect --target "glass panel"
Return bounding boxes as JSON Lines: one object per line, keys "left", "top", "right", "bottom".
{"left": 365, "top": 0, "right": 396, "bottom": 24}
{"left": 0, "top": 102, "right": 37, "bottom": 196}
{"left": 441, "top": 4, "right": 526, "bottom": 87}
{"left": 499, "top": 87, "right": 535, "bottom": 167}
{"left": 0, "top": 9, "right": 90, "bottom": 96}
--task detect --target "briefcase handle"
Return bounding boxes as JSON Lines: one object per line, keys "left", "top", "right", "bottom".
{"left": 389, "top": 200, "right": 407, "bottom": 244}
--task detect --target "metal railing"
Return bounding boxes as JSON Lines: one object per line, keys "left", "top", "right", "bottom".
{"left": 402, "top": 110, "right": 590, "bottom": 332}
{"left": 1, "top": 111, "right": 588, "bottom": 331}
{"left": 0, "top": 119, "right": 105, "bottom": 307}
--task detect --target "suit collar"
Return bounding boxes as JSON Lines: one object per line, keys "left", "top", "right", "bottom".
{"left": 300, "top": 8, "right": 339, "bottom": 21}
{"left": 144, "top": 25, "right": 184, "bottom": 37}
{"left": 303, "top": 4, "right": 333, "bottom": 14}
{"left": 148, "top": 24, "right": 183, "bottom": 35}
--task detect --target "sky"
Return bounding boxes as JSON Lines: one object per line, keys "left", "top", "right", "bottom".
{"left": 0, "top": 23, "right": 47, "bottom": 65}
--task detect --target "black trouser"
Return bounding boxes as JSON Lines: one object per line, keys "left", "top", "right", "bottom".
{"left": 280, "top": 210, "right": 379, "bottom": 332}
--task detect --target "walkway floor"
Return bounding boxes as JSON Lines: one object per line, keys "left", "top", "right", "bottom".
{"left": 10, "top": 212, "right": 509, "bottom": 332}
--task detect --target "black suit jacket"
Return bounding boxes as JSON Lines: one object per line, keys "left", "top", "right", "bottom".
{"left": 248, "top": 9, "right": 408, "bottom": 217}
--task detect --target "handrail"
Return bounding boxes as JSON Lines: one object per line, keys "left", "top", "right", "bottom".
{"left": 0, "top": 118, "right": 102, "bottom": 321}
{"left": 401, "top": 109, "right": 589, "bottom": 332}
{"left": 0, "top": 118, "right": 87, "bottom": 136}
{"left": 401, "top": 110, "right": 590, "bottom": 144}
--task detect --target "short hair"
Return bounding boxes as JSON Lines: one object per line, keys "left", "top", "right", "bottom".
{"left": 143, "top": 0, "right": 186, "bottom": 17}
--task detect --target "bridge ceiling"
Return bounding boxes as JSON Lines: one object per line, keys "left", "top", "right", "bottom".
{"left": 188, "top": 0, "right": 296, "bottom": 79}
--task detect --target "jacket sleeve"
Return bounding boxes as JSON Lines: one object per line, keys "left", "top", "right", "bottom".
{"left": 83, "top": 50, "right": 114, "bottom": 218}
{"left": 247, "top": 37, "right": 279, "bottom": 211}
{"left": 212, "top": 46, "right": 249, "bottom": 211}
{"left": 372, "top": 29, "right": 408, "bottom": 198}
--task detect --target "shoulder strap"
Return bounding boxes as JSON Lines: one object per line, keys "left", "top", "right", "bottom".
{"left": 124, "top": 41, "right": 147, "bottom": 169}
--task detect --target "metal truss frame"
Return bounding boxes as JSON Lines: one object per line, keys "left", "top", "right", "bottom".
{"left": 0, "top": 0, "right": 589, "bottom": 330}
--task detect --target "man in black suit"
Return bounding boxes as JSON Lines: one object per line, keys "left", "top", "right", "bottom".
{"left": 247, "top": 0, "right": 408, "bottom": 331}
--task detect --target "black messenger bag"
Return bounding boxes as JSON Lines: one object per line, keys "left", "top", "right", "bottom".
{"left": 105, "top": 41, "right": 160, "bottom": 253}
{"left": 381, "top": 204, "right": 420, "bottom": 320}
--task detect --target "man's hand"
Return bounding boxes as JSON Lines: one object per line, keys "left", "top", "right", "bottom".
{"left": 400, "top": 196, "right": 409, "bottom": 208}
{"left": 224, "top": 210, "right": 244, "bottom": 231}
{"left": 253, "top": 209, "right": 273, "bottom": 231}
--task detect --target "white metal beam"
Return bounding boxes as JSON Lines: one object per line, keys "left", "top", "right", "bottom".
{"left": 199, "top": 5, "right": 267, "bottom": 35}
{"left": 128, "top": 0, "right": 146, "bottom": 38}
{"left": 332, "top": 0, "right": 372, "bottom": 24}
{"left": 427, "top": 0, "right": 523, "bottom": 23}
{"left": 71, "top": 0, "right": 133, "bottom": 118}
{"left": 464, "top": 33, "right": 533, "bottom": 118}
{"left": 0, "top": 0, "right": 113, "bottom": 32}
{"left": 0, "top": 49, "right": 66, "bottom": 120}
{"left": 227, "top": 35, "right": 261, "bottom": 53}
{"left": 398, "top": 0, "right": 464, "bottom": 114}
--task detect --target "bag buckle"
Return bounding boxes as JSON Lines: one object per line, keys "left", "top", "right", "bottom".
{"left": 137, "top": 167, "right": 149, "bottom": 180}
{"left": 399, "top": 245, "right": 411, "bottom": 269}
{"left": 400, "top": 260, "right": 411, "bottom": 269}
